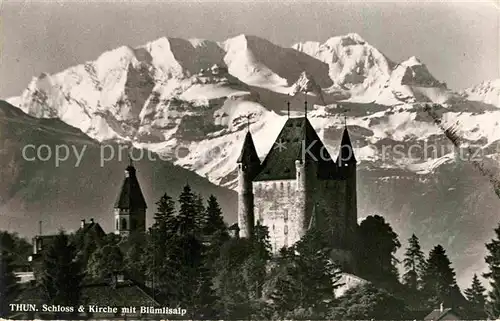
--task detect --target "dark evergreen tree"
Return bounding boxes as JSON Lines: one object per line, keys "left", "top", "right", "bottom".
{"left": 421, "top": 244, "right": 457, "bottom": 308}
{"left": 194, "top": 193, "right": 206, "bottom": 235}
{"left": 402, "top": 234, "right": 426, "bottom": 291}
{"left": 0, "top": 250, "right": 19, "bottom": 317}
{"left": 202, "top": 195, "right": 229, "bottom": 267}
{"left": 177, "top": 184, "right": 197, "bottom": 235}
{"left": 484, "top": 223, "right": 500, "bottom": 319}
{"left": 203, "top": 195, "right": 227, "bottom": 237}
{"left": 153, "top": 193, "right": 176, "bottom": 229}
{"left": 328, "top": 283, "right": 409, "bottom": 320}
{"left": 357, "top": 215, "right": 401, "bottom": 285}
{"left": 464, "top": 273, "right": 486, "bottom": 314}
{"left": 38, "top": 231, "right": 83, "bottom": 313}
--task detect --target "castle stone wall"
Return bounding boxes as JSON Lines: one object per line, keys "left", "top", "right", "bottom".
{"left": 253, "top": 179, "right": 301, "bottom": 254}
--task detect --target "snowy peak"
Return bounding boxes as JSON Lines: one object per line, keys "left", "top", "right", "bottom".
{"left": 401, "top": 55, "right": 422, "bottom": 67}
{"left": 140, "top": 37, "right": 226, "bottom": 78}
{"left": 222, "top": 34, "right": 333, "bottom": 90}
{"left": 289, "top": 71, "right": 324, "bottom": 101}
{"left": 463, "top": 79, "right": 500, "bottom": 108}
{"left": 394, "top": 56, "right": 446, "bottom": 88}
{"left": 292, "top": 33, "right": 394, "bottom": 91}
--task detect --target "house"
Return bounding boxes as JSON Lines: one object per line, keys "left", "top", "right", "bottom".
{"left": 424, "top": 304, "right": 462, "bottom": 321}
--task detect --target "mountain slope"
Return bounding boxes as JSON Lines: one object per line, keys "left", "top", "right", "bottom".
{"left": 463, "top": 79, "right": 500, "bottom": 108}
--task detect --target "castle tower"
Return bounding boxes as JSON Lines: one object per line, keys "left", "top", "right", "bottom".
{"left": 237, "top": 130, "right": 261, "bottom": 238}
{"left": 337, "top": 123, "right": 357, "bottom": 249}
{"left": 114, "top": 161, "right": 147, "bottom": 237}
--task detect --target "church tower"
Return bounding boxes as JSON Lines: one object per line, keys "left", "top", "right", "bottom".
{"left": 114, "top": 161, "right": 147, "bottom": 237}
{"left": 236, "top": 130, "right": 261, "bottom": 238}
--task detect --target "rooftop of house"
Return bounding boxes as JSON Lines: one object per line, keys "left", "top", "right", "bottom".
{"left": 78, "top": 219, "right": 106, "bottom": 239}
{"left": 17, "top": 278, "right": 159, "bottom": 309}
{"left": 424, "top": 307, "right": 461, "bottom": 320}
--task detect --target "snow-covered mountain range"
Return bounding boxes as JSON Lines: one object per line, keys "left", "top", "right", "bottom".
{"left": 5, "top": 33, "right": 500, "bottom": 288}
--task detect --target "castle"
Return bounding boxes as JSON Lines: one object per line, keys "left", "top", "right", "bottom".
{"left": 237, "top": 108, "right": 358, "bottom": 269}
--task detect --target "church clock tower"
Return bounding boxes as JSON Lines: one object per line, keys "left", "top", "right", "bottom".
{"left": 114, "top": 161, "right": 147, "bottom": 237}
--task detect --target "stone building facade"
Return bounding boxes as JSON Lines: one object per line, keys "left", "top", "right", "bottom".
{"left": 237, "top": 115, "right": 358, "bottom": 269}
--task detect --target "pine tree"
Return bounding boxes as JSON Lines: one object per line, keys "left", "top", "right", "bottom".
{"left": 464, "top": 274, "right": 486, "bottom": 313}
{"left": 402, "top": 234, "right": 426, "bottom": 290}
{"left": 203, "top": 195, "right": 227, "bottom": 237}
{"left": 203, "top": 195, "right": 229, "bottom": 268}
{"left": 0, "top": 250, "right": 19, "bottom": 317}
{"left": 421, "top": 244, "right": 457, "bottom": 308}
{"left": 177, "top": 184, "right": 197, "bottom": 235}
{"left": 153, "top": 193, "right": 176, "bottom": 229}
{"left": 194, "top": 193, "right": 206, "bottom": 235}
{"left": 484, "top": 223, "right": 500, "bottom": 319}
{"left": 38, "top": 231, "right": 83, "bottom": 313}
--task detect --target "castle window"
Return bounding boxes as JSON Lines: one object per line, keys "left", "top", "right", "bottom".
{"left": 284, "top": 209, "right": 288, "bottom": 221}
{"left": 280, "top": 182, "right": 284, "bottom": 190}
{"left": 121, "top": 218, "right": 127, "bottom": 230}
{"left": 284, "top": 225, "right": 288, "bottom": 235}
{"left": 115, "top": 219, "right": 119, "bottom": 230}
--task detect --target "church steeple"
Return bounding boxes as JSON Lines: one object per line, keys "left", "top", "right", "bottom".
{"left": 114, "top": 160, "right": 147, "bottom": 237}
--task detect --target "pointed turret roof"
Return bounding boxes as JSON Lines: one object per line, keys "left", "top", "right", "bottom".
{"left": 254, "top": 117, "right": 336, "bottom": 181}
{"left": 237, "top": 131, "right": 260, "bottom": 165}
{"left": 114, "top": 165, "right": 147, "bottom": 209}
{"left": 336, "top": 126, "right": 357, "bottom": 165}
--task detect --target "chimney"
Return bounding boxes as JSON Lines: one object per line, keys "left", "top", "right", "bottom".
{"left": 80, "top": 219, "right": 85, "bottom": 229}
{"left": 90, "top": 218, "right": 95, "bottom": 224}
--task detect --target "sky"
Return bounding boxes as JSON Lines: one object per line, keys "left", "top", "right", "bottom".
{"left": 0, "top": 0, "right": 498, "bottom": 98}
